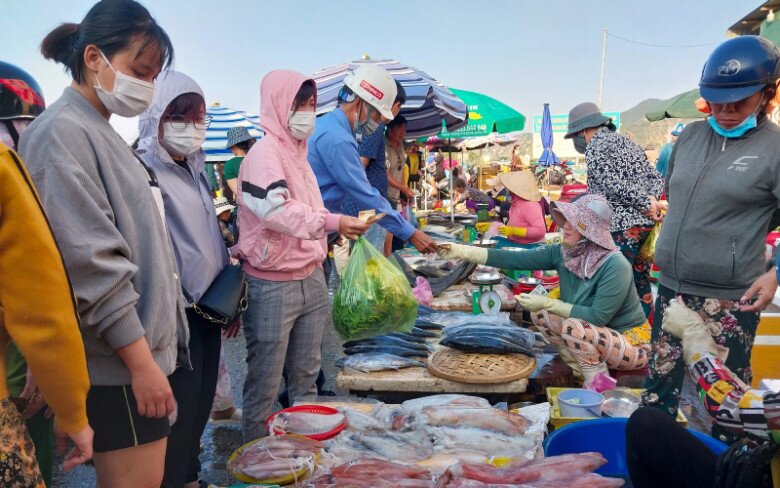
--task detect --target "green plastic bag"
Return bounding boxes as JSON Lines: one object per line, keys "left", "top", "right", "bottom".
{"left": 332, "top": 236, "right": 418, "bottom": 340}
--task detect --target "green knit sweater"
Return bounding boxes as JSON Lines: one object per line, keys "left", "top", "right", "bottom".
{"left": 487, "top": 244, "right": 646, "bottom": 332}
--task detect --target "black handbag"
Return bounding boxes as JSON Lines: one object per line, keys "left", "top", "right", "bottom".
{"left": 189, "top": 264, "right": 248, "bottom": 328}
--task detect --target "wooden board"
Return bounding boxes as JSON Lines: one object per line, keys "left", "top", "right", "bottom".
{"left": 336, "top": 364, "right": 528, "bottom": 394}
{"left": 427, "top": 349, "right": 536, "bottom": 384}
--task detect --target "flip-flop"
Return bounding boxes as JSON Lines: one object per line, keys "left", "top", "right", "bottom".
{"left": 209, "top": 408, "right": 242, "bottom": 425}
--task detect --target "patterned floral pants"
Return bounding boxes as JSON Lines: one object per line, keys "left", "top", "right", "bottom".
{"left": 612, "top": 227, "right": 654, "bottom": 318}
{"left": 641, "top": 285, "right": 758, "bottom": 436}
{"left": 530, "top": 311, "right": 650, "bottom": 369}
{"left": 0, "top": 398, "right": 45, "bottom": 488}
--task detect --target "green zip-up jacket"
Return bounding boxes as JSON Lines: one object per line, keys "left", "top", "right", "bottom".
{"left": 487, "top": 245, "right": 646, "bottom": 332}
{"left": 658, "top": 119, "right": 780, "bottom": 300}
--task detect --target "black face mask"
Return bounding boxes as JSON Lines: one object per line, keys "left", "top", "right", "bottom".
{"left": 574, "top": 133, "right": 588, "bottom": 154}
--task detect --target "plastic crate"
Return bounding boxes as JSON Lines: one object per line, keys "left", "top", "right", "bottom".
{"left": 547, "top": 387, "right": 687, "bottom": 430}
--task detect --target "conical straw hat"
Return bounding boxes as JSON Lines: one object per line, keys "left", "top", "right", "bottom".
{"left": 499, "top": 171, "right": 541, "bottom": 202}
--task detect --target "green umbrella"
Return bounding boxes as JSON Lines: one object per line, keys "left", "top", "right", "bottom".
{"left": 437, "top": 88, "right": 526, "bottom": 138}
{"left": 645, "top": 89, "right": 704, "bottom": 121}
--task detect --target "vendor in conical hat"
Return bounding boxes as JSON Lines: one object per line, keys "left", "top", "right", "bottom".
{"left": 476, "top": 171, "right": 546, "bottom": 245}
{"left": 439, "top": 194, "right": 650, "bottom": 381}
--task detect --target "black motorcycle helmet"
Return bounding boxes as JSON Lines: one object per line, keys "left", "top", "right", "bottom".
{"left": 699, "top": 36, "right": 780, "bottom": 104}
{"left": 0, "top": 61, "right": 45, "bottom": 120}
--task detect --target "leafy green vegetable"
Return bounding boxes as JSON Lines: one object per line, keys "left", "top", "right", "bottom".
{"left": 332, "top": 237, "right": 418, "bottom": 340}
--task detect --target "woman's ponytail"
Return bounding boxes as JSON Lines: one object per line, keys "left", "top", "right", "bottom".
{"left": 40, "top": 23, "right": 80, "bottom": 73}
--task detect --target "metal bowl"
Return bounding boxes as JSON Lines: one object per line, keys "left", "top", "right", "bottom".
{"left": 601, "top": 389, "right": 640, "bottom": 418}
{"left": 469, "top": 271, "right": 503, "bottom": 285}
{"left": 473, "top": 240, "right": 497, "bottom": 248}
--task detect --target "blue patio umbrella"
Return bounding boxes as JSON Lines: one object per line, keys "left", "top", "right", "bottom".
{"left": 312, "top": 59, "right": 468, "bottom": 139}
{"left": 537, "top": 103, "right": 560, "bottom": 167}
{"left": 204, "top": 104, "right": 263, "bottom": 162}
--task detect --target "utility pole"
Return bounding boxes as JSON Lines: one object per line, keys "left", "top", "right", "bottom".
{"left": 598, "top": 29, "right": 607, "bottom": 109}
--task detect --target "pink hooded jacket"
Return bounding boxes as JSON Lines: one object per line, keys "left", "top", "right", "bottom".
{"left": 233, "top": 70, "right": 341, "bottom": 281}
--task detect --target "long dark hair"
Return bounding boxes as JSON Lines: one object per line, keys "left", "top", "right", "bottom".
{"left": 40, "top": 0, "right": 173, "bottom": 83}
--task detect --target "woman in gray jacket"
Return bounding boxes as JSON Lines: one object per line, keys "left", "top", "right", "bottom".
{"left": 643, "top": 36, "right": 780, "bottom": 444}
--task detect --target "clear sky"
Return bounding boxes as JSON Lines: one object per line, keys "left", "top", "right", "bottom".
{"left": 1, "top": 0, "right": 758, "bottom": 137}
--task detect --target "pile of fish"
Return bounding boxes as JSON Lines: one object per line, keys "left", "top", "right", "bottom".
{"left": 321, "top": 394, "right": 540, "bottom": 473}
{"left": 227, "top": 434, "right": 323, "bottom": 482}
{"left": 306, "top": 458, "right": 435, "bottom": 487}
{"left": 437, "top": 452, "right": 624, "bottom": 487}
{"left": 420, "top": 311, "right": 538, "bottom": 357}
{"left": 342, "top": 332, "right": 433, "bottom": 358}
{"left": 439, "top": 322, "right": 537, "bottom": 356}
{"left": 393, "top": 253, "right": 477, "bottom": 297}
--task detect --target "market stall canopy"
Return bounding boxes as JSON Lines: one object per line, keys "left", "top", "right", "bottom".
{"left": 459, "top": 131, "right": 522, "bottom": 150}
{"left": 312, "top": 58, "right": 468, "bottom": 139}
{"left": 437, "top": 89, "right": 525, "bottom": 139}
{"left": 205, "top": 104, "right": 263, "bottom": 162}
{"left": 644, "top": 89, "right": 707, "bottom": 122}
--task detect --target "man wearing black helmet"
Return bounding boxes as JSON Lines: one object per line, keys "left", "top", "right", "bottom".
{"left": 643, "top": 36, "right": 780, "bottom": 442}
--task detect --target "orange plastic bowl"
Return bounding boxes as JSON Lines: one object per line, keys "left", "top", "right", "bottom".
{"left": 265, "top": 405, "right": 347, "bottom": 441}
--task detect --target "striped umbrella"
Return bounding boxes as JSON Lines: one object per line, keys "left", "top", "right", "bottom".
{"left": 312, "top": 59, "right": 468, "bottom": 139}
{"left": 204, "top": 104, "right": 263, "bottom": 162}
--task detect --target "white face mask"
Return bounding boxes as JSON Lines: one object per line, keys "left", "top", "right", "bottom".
{"left": 288, "top": 110, "right": 316, "bottom": 140}
{"left": 160, "top": 122, "right": 206, "bottom": 157}
{"left": 94, "top": 50, "right": 155, "bottom": 117}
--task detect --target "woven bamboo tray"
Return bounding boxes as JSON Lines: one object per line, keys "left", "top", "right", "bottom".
{"left": 427, "top": 348, "right": 536, "bottom": 384}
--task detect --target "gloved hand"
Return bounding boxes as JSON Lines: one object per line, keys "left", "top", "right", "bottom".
{"left": 475, "top": 222, "right": 491, "bottom": 233}
{"left": 662, "top": 298, "right": 728, "bottom": 364}
{"left": 498, "top": 225, "right": 527, "bottom": 238}
{"left": 516, "top": 294, "right": 574, "bottom": 318}
{"left": 436, "top": 243, "right": 488, "bottom": 264}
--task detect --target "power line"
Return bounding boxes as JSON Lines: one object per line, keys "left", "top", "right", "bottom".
{"left": 606, "top": 32, "right": 720, "bottom": 48}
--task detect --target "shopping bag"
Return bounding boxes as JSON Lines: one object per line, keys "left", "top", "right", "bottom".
{"left": 332, "top": 236, "right": 418, "bottom": 340}
{"left": 637, "top": 222, "right": 662, "bottom": 264}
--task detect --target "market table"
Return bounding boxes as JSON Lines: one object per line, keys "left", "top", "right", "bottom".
{"left": 336, "top": 363, "right": 529, "bottom": 404}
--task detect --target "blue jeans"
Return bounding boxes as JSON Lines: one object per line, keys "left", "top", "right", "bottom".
{"left": 364, "top": 223, "right": 387, "bottom": 251}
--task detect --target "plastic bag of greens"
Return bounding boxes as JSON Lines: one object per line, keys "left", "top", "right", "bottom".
{"left": 332, "top": 236, "right": 418, "bottom": 340}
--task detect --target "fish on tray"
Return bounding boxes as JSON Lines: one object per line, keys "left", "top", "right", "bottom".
{"left": 343, "top": 345, "right": 429, "bottom": 359}
{"left": 439, "top": 334, "right": 536, "bottom": 356}
{"left": 405, "top": 406, "right": 529, "bottom": 436}
{"left": 415, "top": 318, "right": 445, "bottom": 330}
{"left": 306, "top": 458, "right": 435, "bottom": 487}
{"left": 336, "top": 353, "right": 426, "bottom": 373}
{"left": 268, "top": 410, "right": 346, "bottom": 436}
{"left": 344, "top": 335, "right": 432, "bottom": 352}
{"left": 427, "top": 426, "right": 536, "bottom": 457}
{"left": 409, "top": 327, "right": 441, "bottom": 338}
{"left": 439, "top": 452, "right": 620, "bottom": 486}
{"left": 228, "top": 434, "right": 323, "bottom": 482}
{"left": 401, "top": 394, "right": 491, "bottom": 410}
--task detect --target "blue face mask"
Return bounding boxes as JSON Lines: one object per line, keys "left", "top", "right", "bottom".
{"left": 707, "top": 114, "right": 757, "bottom": 139}
{"left": 707, "top": 95, "right": 763, "bottom": 139}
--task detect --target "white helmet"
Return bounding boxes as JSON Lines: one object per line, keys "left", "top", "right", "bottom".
{"left": 343, "top": 64, "right": 398, "bottom": 121}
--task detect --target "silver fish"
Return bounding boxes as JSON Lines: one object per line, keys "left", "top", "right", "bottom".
{"left": 336, "top": 353, "right": 426, "bottom": 373}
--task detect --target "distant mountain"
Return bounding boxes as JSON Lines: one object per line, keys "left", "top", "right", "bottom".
{"left": 620, "top": 97, "right": 689, "bottom": 150}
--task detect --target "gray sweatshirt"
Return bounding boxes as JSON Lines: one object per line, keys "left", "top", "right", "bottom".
{"left": 656, "top": 118, "right": 780, "bottom": 300}
{"left": 19, "top": 87, "right": 189, "bottom": 385}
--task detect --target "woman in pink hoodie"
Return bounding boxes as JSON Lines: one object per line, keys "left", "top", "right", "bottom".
{"left": 233, "top": 70, "right": 368, "bottom": 442}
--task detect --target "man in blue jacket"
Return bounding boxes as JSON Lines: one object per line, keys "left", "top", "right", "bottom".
{"left": 309, "top": 64, "right": 436, "bottom": 254}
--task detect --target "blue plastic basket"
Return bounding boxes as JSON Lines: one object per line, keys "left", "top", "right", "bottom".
{"left": 543, "top": 417, "right": 728, "bottom": 476}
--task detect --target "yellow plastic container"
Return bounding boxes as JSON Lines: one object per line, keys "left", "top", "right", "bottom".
{"left": 227, "top": 435, "right": 320, "bottom": 485}
{"left": 546, "top": 387, "right": 688, "bottom": 430}
{"left": 751, "top": 312, "right": 780, "bottom": 388}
